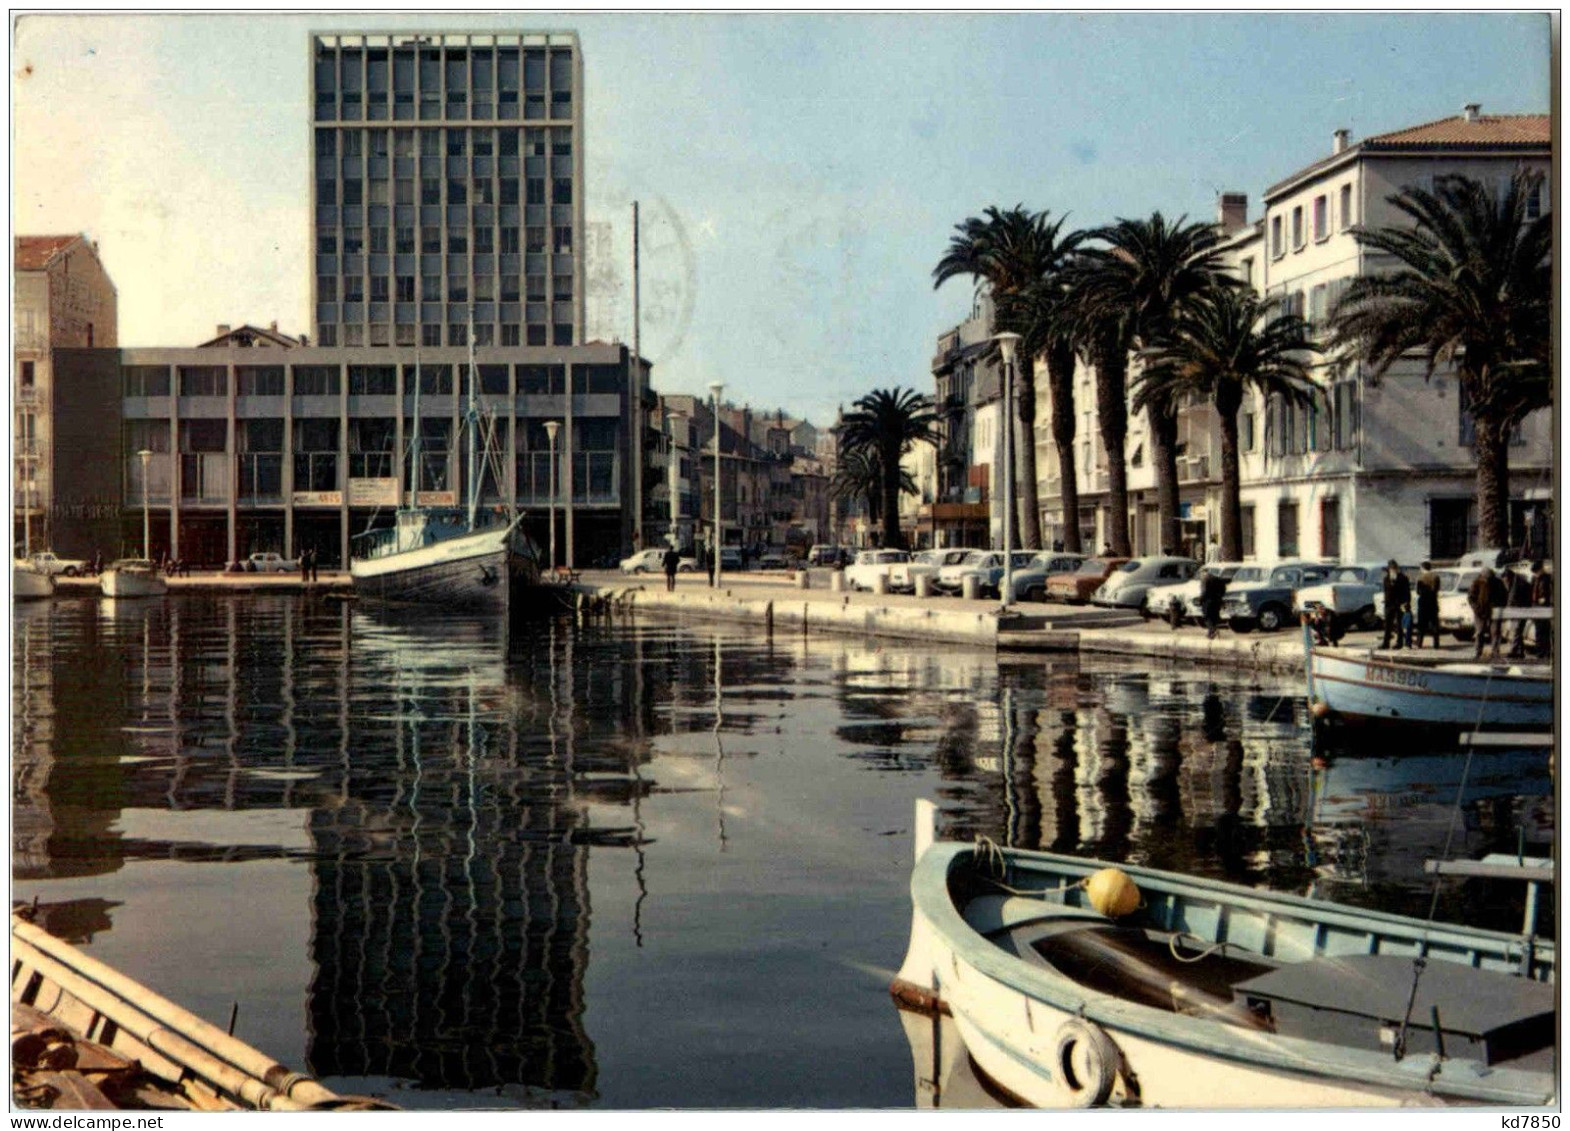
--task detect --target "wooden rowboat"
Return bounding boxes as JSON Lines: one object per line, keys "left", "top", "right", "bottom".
{"left": 890, "top": 801, "right": 1554, "bottom": 1109}
{"left": 11, "top": 911, "right": 391, "bottom": 1111}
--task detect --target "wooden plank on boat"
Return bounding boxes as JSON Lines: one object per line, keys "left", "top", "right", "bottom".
{"left": 1494, "top": 608, "right": 1553, "bottom": 620}
{"left": 1424, "top": 859, "right": 1555, "bottom": 882}
{"left": 1457, "top": 732, "right": 1555, "bottom": 747}
{"left": 33, "top": 1070, "right": 118, "bottom": 1110}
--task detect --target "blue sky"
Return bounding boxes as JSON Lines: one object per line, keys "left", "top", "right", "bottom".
{"left": 13, "top": 12, "right": 1550, "bottom": 429}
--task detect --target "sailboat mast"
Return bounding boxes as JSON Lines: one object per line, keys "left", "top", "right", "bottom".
{"left": 466, "top": 318, "right": 479, "bottom": 531}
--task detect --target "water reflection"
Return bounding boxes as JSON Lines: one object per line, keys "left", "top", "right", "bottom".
{"left": 11, "top": 598, "right": 1553, "bottom": 1108}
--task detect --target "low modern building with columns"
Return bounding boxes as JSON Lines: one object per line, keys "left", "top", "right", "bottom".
{"left": 55, "top": 341, "right": 651, "bottom": 569}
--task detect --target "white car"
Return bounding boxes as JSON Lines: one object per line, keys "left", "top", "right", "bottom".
{"left": 619, "top": 549, "right": 667, "bottom": 574}
{"left": 26, "top": 551, "right": 87, "bottom": 577}
{"left": 889, "top": 548, "right": 971, "bottom": 593}
{"left": 1432, "top": 569, "right": 1476, "bottom": 639}
{"left": 1146, "top": 562, "right": 1244, "bottom": 622}
{"left": 843, "top": 549, "right": 910, "bottom": 591}
{"left": 1294, "top": 562, "right": 1418, "bottom": 632}
{"left": 934, "top": 550, "right": 991, "bottom": 594}
{"left": 246, "top": 551, "right": 300, "bottom": 573}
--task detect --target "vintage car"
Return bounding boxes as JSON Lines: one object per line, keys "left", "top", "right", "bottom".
{"left": 1091, "top": 556, "right": 1199, "bottom": 610}
{"left": 1011, "top": 552, "right": 1089, "bottom": 602}
{"left": 1145, "top": 562, "right": 1244, "bottom": 622}
{"left": 1220, "top": 560, "right": 1335, "bottom": 632}
{"left": 843, "top": 549, "right": 910, "bottom": 591}
{"left": 1293, "top": 561, "right": 1419, "bottom": 633}
{"left": 954, "top": 550, "right": 1041, "bottom": 599}
{"left": 1045, "top": 557, "right": 1131, "bottom": 604}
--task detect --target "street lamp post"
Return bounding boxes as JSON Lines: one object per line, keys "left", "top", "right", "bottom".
{"left": 665, "top": 412, "right": 686, "bottom": 550}
{"left": 709, "top": 382, "right": 724, "bottom": 588}
{"left": 544, "top": 421, "right": 560, "bottom": 573}
{"left": 993, "top": 332, "right": 1021, "bottom": 610}
{"left": 137, "top": 449, "right": 153, "bottom": 560}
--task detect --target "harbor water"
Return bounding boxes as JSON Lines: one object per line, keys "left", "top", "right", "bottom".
{"left": 11, "top": 595, "right": 1553, "bottom": 1108}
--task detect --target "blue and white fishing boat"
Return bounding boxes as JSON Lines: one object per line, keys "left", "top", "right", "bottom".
{"left": 1304, "top": 625, "right": 1553, "bottom": 734}
{"left": 891, "top": 801, "right": 1554, "bottom": 1109}
{"left": 350, "top": 336, "right": 535, "bottom": 613}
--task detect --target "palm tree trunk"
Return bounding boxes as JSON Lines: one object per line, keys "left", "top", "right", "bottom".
{"left": 1047, "top": 341, "right": 1080, "bottom": 553}
{"left": 1095, "top": 335, "right": 1131, "bottom": 556}
{"left": 1474, "top": 414, "right": 1511, "bottom": 549}
{"left": 1150, "top": 405, "right": 1181, "bottom": 555}
{"left": 881, "top": 443, "right": 903, "bottom": 550}
{"left": 1015, "top": 355, "right": 1043, "bottom": 550}
{"left": 1217, "top": 405, "right": 1244, "bottom": 561}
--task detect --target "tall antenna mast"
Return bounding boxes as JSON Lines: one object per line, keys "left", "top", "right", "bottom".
{"left": 466, "top": 317, "right": 479, "bottom": 532}
{"left": 632, "top": 200, "right": 643, "bottom": 550}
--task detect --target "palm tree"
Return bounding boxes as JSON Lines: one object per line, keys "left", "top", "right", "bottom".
{"left": 1070, "top": 214, "right": 1234, "bottom": 556}
{"left": 1329, "top": 172, "right": 1551, "bottom": 549}
{"left": 997, "top": 260, "right": 1089, "bottom": 553}
{"left": 838, "top": 387, "right": 937, "bottom": 550}
{"left": 1136, "top": 290, "right": 1321, "bottom": 561}
{"left": 829, "top": 446, "right": 902, "bottom": 532}
{"left": 934, "top": 206, "right": 1083, "bottom": 550}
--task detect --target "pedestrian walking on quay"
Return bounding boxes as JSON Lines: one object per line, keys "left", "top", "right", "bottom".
{"left": 1199, "top": 566, "right": 1228, "bottom": 640}
{"left": 1530, "top": 560, "right": 1553, "bottom": 659}
{"left": 1504, "top": 565, "right": 1533, "bottom": 659}
{"left": 1379, "top": 560, "right": 1410, "bottom": 650}
{"left": 1204, "top": 534, "right": 1219, "bottom": 564}
{"left": 300, "top": 551, "right": 310, "bottom": 583}
{"left": 1413, "top": 561, "right": 1442, "bottom": 649}
{"left": 1467, "top": 567, "right": 1507, "bottom": 659}
{"left": 662, "top": 543, "right": 680, "bottom": 592}
{"left": 309, "top": 548, "right": 320, "bottom": 582}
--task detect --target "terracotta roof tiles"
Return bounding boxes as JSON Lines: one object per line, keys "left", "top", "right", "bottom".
{"left": 15, "top": 235, "right": 80, "bottom": 271}
{"left": 1362, "top": 113, "right": 1551, "bottom": 148}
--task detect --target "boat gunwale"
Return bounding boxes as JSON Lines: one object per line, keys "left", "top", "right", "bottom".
{"left": 911, "top": 841, "right": 1555, "bottom": 1105}
{"left": 1312, "top": 647, "right": 1552, "bottom": 686}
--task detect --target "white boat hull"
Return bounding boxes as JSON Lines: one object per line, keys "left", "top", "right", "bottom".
{"left": 1309, "top": 645, "right": 1552, "bottom": 731}
{"left": 13, "top": 565, "right": 54, "bottom": 599}
{"left": 99, "top": 569, "right": 168, "bottom": 598}
{"left": 350, "top": 525, "right": 512, "bottom": 613}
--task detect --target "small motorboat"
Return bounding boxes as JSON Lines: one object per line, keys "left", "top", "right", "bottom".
{"left": 891, "top": 801, "right": 1554, "bottom": 1109}
{"left": 13, "top": 562, "right": 54, "bottom": 600}
{"left": 99, "top": 559, "right": 168, "bottom": 598}
{"left": 11, "top": 911, "right": 392, "bottom": 1110}
{"left": 1304, "top": 623, "right": 1552, "bottom": 734}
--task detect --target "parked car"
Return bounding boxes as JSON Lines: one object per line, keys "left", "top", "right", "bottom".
{"left": 1046, "top": 557, "right": 1131, "bottom": 604}
{"left": 890, "top": 548, "right": 973, "bottom": 593}
{"left": 934, "top": 550, "right": 991, "bottom": 594}
{"left": 26, "top": 551, "right": 87, "bottom": 577}
{"left": 1455, "top": 547, "right": 1523, "bottom": 571}
{"left": 955, "top": 550, "right": 1039, "bottom": 599}
{"left": 245, "top": 551, "right": 300, "bottom": 574}
{"left": 1436, "top": 568, "right": 1482, "bottom": 640}
{"left": 1010, "top": 552, "right": 1088, "bottom": 603}
{"left": 1220, "top": 560, "right": 1335, "bottom": 632}
{"left": 758, "top": 551, "right": 791, "bottom": 570}
{"left": 807, "top": 544, "right": 842, "bottom": 566}
{"left": 1091, "top": 556, "right": 1198, "bottom": 610}
{"left": 1145, "top": 562, "right": 1244, "bottom": 623}
{"left": 1293, "top": 561, "right": 1418, "bottom": 633}
{"left": 719, "top": 547, "right": 745, "bottom": 571}
{"left": 843, "top": 549, "right": 910, "bottom": 591}
{"left": 619, "top": 548, "right": 668, "bottom": 574}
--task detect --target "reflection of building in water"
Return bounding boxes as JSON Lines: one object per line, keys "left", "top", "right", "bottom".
{"left": 304, "top": 616, "right": 596, "bottom": 1099}
{"left": 12, "top": 601, "right": 128, "bottom": 880}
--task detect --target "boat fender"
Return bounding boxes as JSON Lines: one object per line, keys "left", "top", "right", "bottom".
{"left": 1053, "top": 1018, "right": 1119, "bottom": 1107}
{"left": 1084, "top": 867, "right": 1141, "bottom": 918}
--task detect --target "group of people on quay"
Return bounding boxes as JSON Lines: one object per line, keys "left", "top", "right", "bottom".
{"left": 1368, "top": 558, "right": 1552, "bottom": 659}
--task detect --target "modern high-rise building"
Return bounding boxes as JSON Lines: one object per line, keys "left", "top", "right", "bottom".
{"left": 308, "top": 31, "right": 586, "bottom": 351}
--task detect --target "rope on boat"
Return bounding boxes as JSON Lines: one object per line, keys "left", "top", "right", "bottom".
{"left": 1167, "top": 932, "right": 1229, "bottom": 964}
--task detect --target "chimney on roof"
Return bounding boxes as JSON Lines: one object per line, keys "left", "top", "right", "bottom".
{"left": 270, "top": 321, "right": 278, "bottom": 332}
{"left": 1217, "top": 192, "right": 1248, "bottom": 234}
{"left": 1463, "top": 103, "right": 1481, "bottom": 122}
{"left": 216, "top": 324, "right": 230, "bottom": 336}
{"left": 1332, "top": 128, "right": 1350, "bottom": 154}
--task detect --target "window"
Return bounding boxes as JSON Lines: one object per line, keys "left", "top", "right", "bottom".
{"left": 448, "top": 323, "right": 467, "bottom": 347}
{"left": 422, "top": 324, "right": 442, "bottom": 347}
{"left": 1240, "top": 410, "right": 1255, "bottom": 452}
{"left": 396, "top": 226, "right": 415, "bottom": 253}
{"left": 553, "top": 178, "right": 572, "bottom": 204}
{"left": 369, "top": 179, "right": 389, "bottom": 205}
{"left": 396, "top": 275, "right": 415, "bottom": 302}
{"left": 123, "top": 365, "right": 171, "bottom": 397}
{"left": 343, "top": 229, "right": 364, "bottom": 254}
{"left": 1291, "top": 206, "right": 1304, "bottom": 249}
{"left": 473, "top": 130, "right": 494, "bottom": 157}
{"left": 448, "top": 276, "right": 468, "bottom": 301}
{"left": 342, "top": 180, "right": 363, "bottom": 206}
{"left": 1525, "top": 175, "right": 1549, "bottom": 220}
{"left": 422, "top": 276, "right": 442, "bottom": 301}
{"left": 474, "top": 275, "right": 494, "bottom": 301}
{"left": 448, "top": 229, "right": 469, "bottom": 254}
{"left": 237, "top": 367, "right": 285, "bottom": 396}
{"left": 474, "top": 227, "right": 494, "bottom": 253}
{"left": 421, "top": 178, "right": 441, "bottom": 205}
{"left": 349, "top": 365, "right": 396, "bottom": 395}
{"left": 395, "top": 179, "right": 414, "bottom": 205}
{"left": 1339, "top": 183, "right": 1353, "bottom": 230}
{"left": 553, "top": 324, "right": 572, "bottom": 346}
{"left": 446, "top": 129, "right": 466, "bottom": 157}
{"left": 525, "top": 226, "right": 545, "bottom": 252}
{"left": 293, "top": 365, "right": 341, "bottom": 396}
{"left": 553, "top": 275, "right": 572, "bottom": 300}
{"left": 501, "top": 324, "right": 520, "bottom": 346}
{"left": 525, "top": 178, "right": 544, "bottom": 205}
{"left": 317, "top": 324, "right": 338, "bottom": 346}
{"left": 501, "top": 276, "right": 520, "bottom": 301}
{"left": 317, "top": 180, "right": 337, "bottom": 206}
{"left": 551, "top": 130, "right": 571, "bottom": 158}
{"left": 19, "top": 360, "right": 35, "bottom": 387}
{"left": 526, "top": 275, "right": 546, "bottom": 302}
{"left": 1270, "top": 215, "right": 1283, "bottom": 258}
{"left": 370, "top": 276, "right": 390, "bottom": 302}
{"left": 1458, "top": 384, "right": 1527, "bottom": 448}
{"left": 1320, "top": 498, "right": 1340, "bottom": 560}
{"left": 1308, "top": 284, "right": 1327, "bottom": 331}
{"left": 1238, "top": 257, "right": 1254, "bottom": 287}
{"left": 318, "top": 231, "right": 338, "bottom": 254}
{"left": 369, "top": 227, "right": 389, "bottom": 254}
{"left": 1277, "top": 502, "right": 1299, "bottom": 557}
{"left": 179, "top": 366, "right": 226, "bottom": 397}
{"left": 447, "top": 179, "right": 467, "bottom": 205}
{"left": 553, "top": 226, "right": 573, "bottom": 253}
{"left": 344, "top": 277, "right": 364, "bottom": 302}
{"left": 500, "top": 226, "right": 520, "bottom": 253}
{"left": 344, "top": 324, "right": 365, "bottom": 346}
{"left": 1313, "top": 195, "right": 1328, "bottom": 241}
{"left": 422, "top": 226, "right": 441, "bottom": 253}
{"left": 1332, "top": 380, "right": 1359, "bottom": 450}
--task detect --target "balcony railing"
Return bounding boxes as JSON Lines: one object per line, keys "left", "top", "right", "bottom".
{"left": 1178, "top": 455, "right": 1211, "bottom": 483}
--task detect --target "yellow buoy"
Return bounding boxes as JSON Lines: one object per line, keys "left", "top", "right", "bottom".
{"left": 1085, "top": 867, "right": 1141, "bottom": 918}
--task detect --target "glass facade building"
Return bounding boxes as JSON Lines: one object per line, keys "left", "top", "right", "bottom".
{"left": 309, "top": 32, "right": 585, "bottom": 351}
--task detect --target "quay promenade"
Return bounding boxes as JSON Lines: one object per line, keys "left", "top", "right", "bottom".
{"left": 570, "top": 570, "right": 1355, "bottom": 673}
